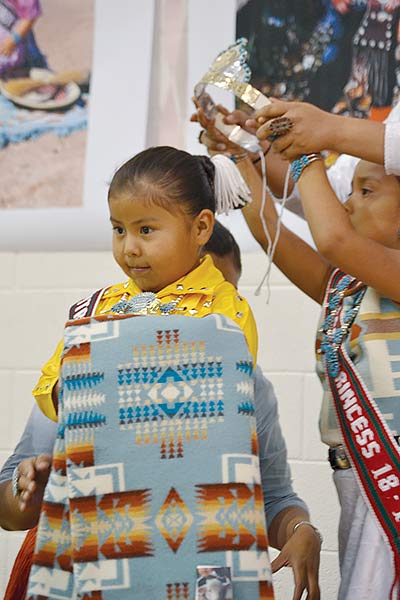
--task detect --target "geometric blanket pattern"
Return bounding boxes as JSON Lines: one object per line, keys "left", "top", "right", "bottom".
{"left": 26, "top": 313, "right": 274, "bottom": 599}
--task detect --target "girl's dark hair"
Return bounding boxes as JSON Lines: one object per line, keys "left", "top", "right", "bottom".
{"left": 108, "top": 146, "right": 216, "bottom": 215}
{"left": 204, "top": 220, "right": 242, "bottom": 275}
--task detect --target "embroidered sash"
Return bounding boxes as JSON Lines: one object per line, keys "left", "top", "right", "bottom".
{"left": 322, "top": 269, "right": 400, "bottom": 598}
{"left": 26, "top": 313, "right": 274, "bottom": 600}
{"left": 68, "top": 287, "right": 107, "bottom": 320}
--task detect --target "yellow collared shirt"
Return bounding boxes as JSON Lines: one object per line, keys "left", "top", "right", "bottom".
{"left": 33, "top": 255, "right": 258, "bottom": 421}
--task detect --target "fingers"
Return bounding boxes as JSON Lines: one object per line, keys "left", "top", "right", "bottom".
{"left": 245, "top": 117, "right": 258, "bottom": 131}
{"left": 35, "top": 454, "right": 52, "bottom": 484}
{"left": 16, "top": 455, "right": 52, "bottom": 511}
{"left": 305, "top": 552, "right": 321, "bottom": 600}
{"left": 291, "top": 556, "right": 311, "bottom": 600}
{"left": 292, "top": 575, "right": 307, "bottom": 600}
{"left": 306, "top": 575, "right": 321, "bottom": 600}
{"left": 271, "top": 550, "right": 289, "bottom": 574}
{"left": 35, "top": 454, "right": 52, "bottom": 470}
{"left": 270, "top": 133, "right": 294, "bottom": 154}
{"left": 216, "top": 104, "right": 230, "bottom": 116}
{"left": 223, "top": 109, "right": 248, "bottom": 127}
{"left": 201, "top": 131, "right": 229, "bottom": 155}
{"left": 17, "top": 470, "right": 35, "bottom": 495}
{"left": 17, "top": 469, "right": 38, "bottom": 512}
{"left": 292, "top": 554, "right": 320, "bottom": 600}
{"left": 253, "top": 100, "right": 290, "bottom": 125}
{"left": 197, "top": 108, "right": 214, "bottom": 130}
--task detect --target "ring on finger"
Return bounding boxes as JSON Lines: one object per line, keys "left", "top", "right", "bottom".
{"left": 269, "top": 116, "right": 293, "bottom": 137}
{"left": 198, "top": 129, "right": 205, "bottom": 144}
{"left": 12, "top": 465, "right": 22, "bottom": 497}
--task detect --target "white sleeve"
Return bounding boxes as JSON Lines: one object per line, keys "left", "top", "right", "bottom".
{"left": 326, "top": 154, "right": 359, "bottom": 203}
{"left": 384, "top": 101, "right": 400, "bottom": 176}
{"left": 384, "top": 122, "right": 400, "bottom": 176}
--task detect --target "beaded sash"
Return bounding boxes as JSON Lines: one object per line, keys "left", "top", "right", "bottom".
{"left": 26, "top": 313, "right": 274, "bottom": 600}
{"left": 321, "top": 269, "right": 400, "bottom": 598}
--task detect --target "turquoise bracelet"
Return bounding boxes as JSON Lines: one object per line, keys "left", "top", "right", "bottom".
{"left": 11, "top": 30, "right": 22, "bottom": 45}
{"left": 291, "top": 153, "right": 322, "bottom": 183}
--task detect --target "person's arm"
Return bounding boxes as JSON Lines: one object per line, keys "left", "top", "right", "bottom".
{"left": 250, "top": 100, "right": 386, "bottom": 164}
{"left": 0, "top": 455, "right": 51, "bottom": 530}
{"left": 192, "top": 107, "right": 330, "bottom": 303}
{"left": 191, "top": 103, "right": 294, "bottom": 199}
{"left": 297, "top": 161, "right": 400, "bottom": 302}
{"left": 238, "top": 156, "right": 331, "bottom": 304}
{"left": 0, "top": 405, "right": 57, "bottom": 484}
{"left": 0, "top": 405, "right": 57, "bottom": 530}
{"left": 254, "top": 369, "right": 321, "bottom": 600}
{"left": 269, "top": 507, "right": 321, "bottom": 600}
{"left": 0, "top": 18, "right": 37, "bottom": 56}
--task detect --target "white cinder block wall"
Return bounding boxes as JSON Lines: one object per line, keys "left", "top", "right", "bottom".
{"left": 0, "top": 251, "right": 340, "bottom": 598}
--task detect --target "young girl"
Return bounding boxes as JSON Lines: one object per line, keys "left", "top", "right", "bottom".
{"left": 23, "top": 147, "right": 273, "bottom": 600}
{"left": 7, "top": 217, "right": 321, "bottom": 600}
{"left": 33, "top": 145, "right": 257, "bottom": 421}
{"left": 195, "top": 105, "right": 400, "bottom": 598}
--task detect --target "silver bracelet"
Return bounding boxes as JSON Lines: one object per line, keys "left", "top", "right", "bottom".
{"left": 12, "top": 465, "right": 21, "bottom": 498}
{"left": 293, "top": 520, "right": 323, "bottom": 545}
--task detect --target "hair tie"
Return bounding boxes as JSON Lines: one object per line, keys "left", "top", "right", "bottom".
{"left": 210, "top": 154, "right": 252, "bottom": 215}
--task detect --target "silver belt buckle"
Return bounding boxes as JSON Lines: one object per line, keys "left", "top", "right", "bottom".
{"left": 329, "top": 445, "right": 351, "bottom": 470}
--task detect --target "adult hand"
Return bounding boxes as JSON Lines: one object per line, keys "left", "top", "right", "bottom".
{"left": 246, "top": 100, "right": 338, "bottom": 161}
{"left": 191, "top": 100, "right": 266, "bottom": 159}
{"left": 272, "top": 524, "right": 321, "bottom": 600}
{"left": 0, "top": 35, "right": 16, "bottom": 56}
{"left": 15, "top": 454, "right": 52, "bottom": 512}
{"left": 191, "top": 104, "right": 235, "bottom": 156}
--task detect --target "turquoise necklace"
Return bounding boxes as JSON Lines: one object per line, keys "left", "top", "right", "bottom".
{"left": 111, "top": 292, "right": 183, "bottom": 316}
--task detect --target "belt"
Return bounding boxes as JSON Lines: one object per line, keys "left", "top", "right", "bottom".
{"left": 329, "top": 436, "right": 400, "bottom": 470}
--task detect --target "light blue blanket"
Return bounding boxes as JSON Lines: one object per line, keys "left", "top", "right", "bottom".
{"left": 27, "top": 313, "right": 274, "bottom": 600}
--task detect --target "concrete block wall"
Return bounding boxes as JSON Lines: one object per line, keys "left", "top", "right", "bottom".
{"left": 0, "top": 251, "right": 340, "bottom": 598}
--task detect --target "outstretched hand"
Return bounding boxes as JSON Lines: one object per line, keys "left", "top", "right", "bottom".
{"left": 272, "top": 524, "right": 321, "bottom": 600}
{"left": 190, "top": 99, "right": 265, "bottom": 160}
{"left": 16, "top": 454, "right": 52, "bottom": 512}
{"left": 246, "top": 100, "right": 338, "bottom": 161}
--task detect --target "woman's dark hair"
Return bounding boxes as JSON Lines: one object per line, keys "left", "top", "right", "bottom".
{"left": 108, "top": 146, "right": 216, "bottom": 215}
{"left": 204, "top": 220, "right": 242, "bottom": 275}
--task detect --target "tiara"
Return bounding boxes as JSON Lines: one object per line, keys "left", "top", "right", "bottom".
{"left": 194, "top": 38, "right": 271, "bottom": 152}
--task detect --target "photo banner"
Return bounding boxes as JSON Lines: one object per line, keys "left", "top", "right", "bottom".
{"left": 0, "top": 0, "right": 155, "bottom": 251}
{"left": 236, "top": 0, "right": 400, "bottom": 121}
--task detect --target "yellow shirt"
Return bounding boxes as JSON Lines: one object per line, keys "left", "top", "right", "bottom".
{"left": 33, "top": 255, "right": 258, "bottom": 421}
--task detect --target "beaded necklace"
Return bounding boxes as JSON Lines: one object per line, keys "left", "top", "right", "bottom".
{"left": 111, "top": 292, "right": 185, "bottom": 316}
{"left": 319, "top": 274, "right": 367, "bottom": 378}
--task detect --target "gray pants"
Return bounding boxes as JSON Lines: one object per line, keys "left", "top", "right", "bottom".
{"left": 334, "top": 469, "right": 396, "bottom": 599}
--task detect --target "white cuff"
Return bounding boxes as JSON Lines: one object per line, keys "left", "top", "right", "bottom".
{"left": 384, "top": 122, "right": 400, "bottom": 176}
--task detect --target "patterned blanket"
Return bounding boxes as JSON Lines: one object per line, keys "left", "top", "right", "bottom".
{"left": 0, "top": 94, "right": 87, "bottom": 149}
{"left": 26, "top": 313, "right": 274, "bottom": 600}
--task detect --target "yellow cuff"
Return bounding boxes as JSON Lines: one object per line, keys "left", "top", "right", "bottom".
{"left": 32, "top": 380, "right": 58, "bottom": 422}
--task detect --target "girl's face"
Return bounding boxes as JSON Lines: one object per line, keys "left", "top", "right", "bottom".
{"left": 109, "top": 194, "right": 214, "bottom": 292}
{"left": 345, "top": 161, "right": 400, "bottom": 249}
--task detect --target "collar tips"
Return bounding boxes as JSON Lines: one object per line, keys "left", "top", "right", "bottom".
{"left": 174, "top": 283, "right": 210, "bottom": 294}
